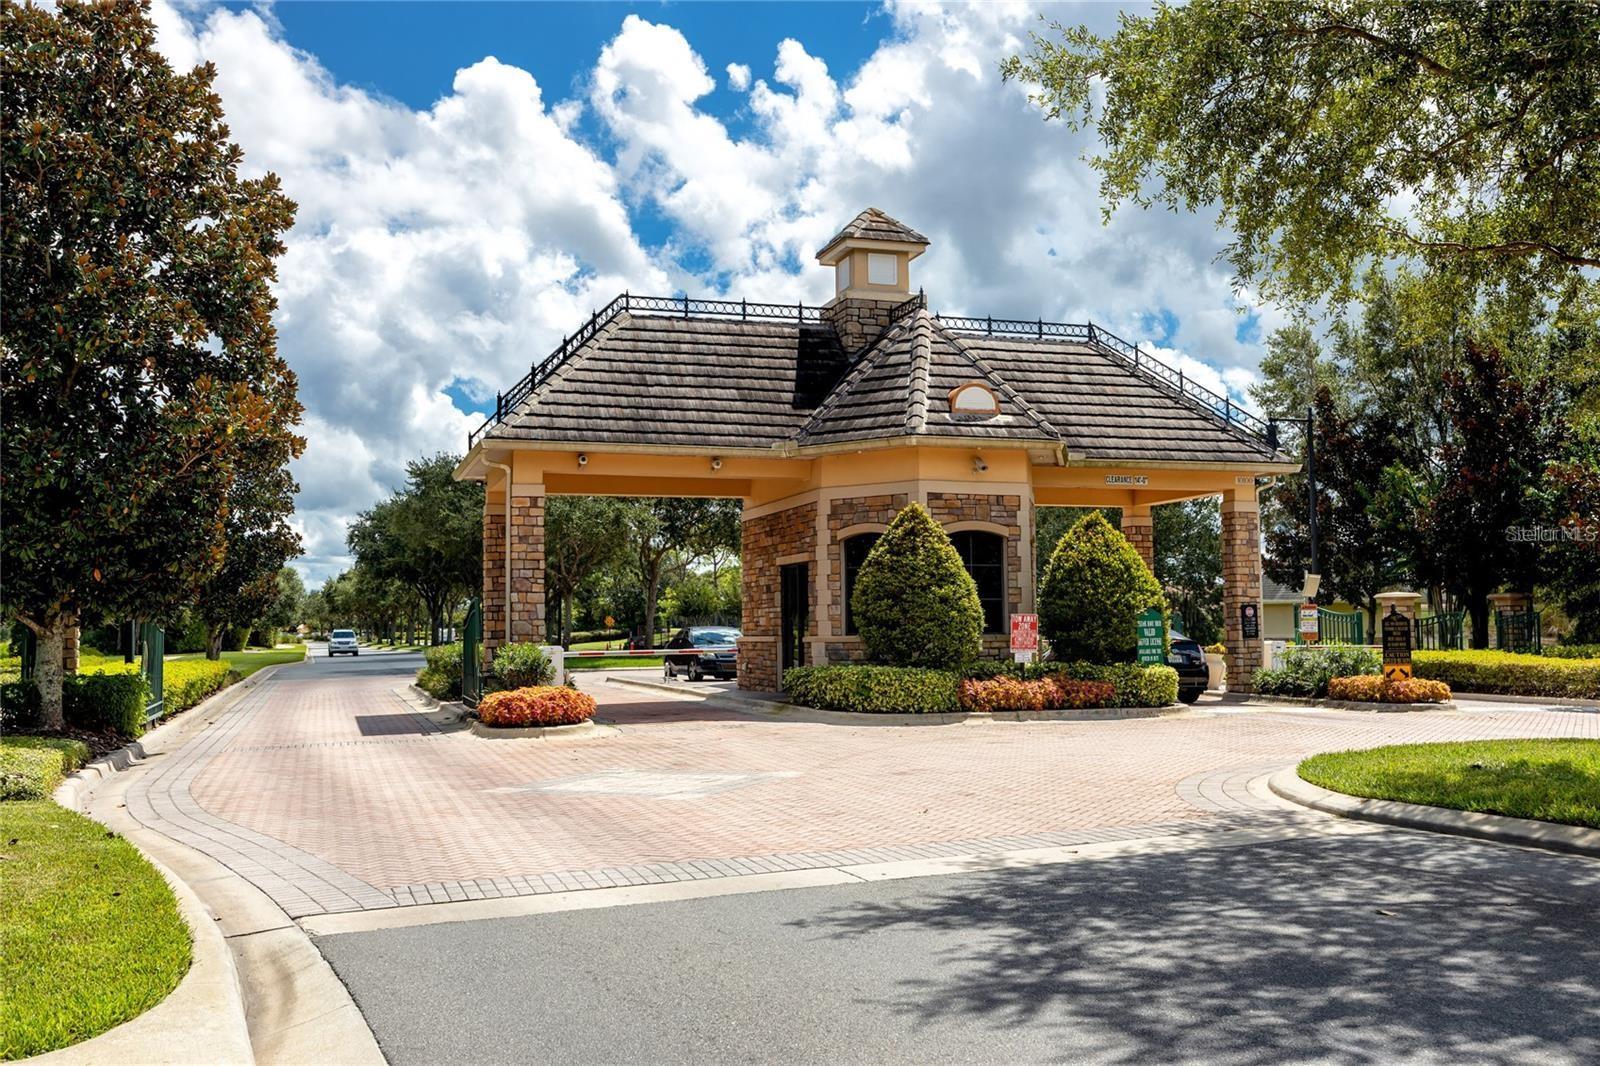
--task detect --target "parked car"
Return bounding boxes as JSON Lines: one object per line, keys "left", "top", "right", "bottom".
{"left": 663, "top": 626, "right": 741, "bottom": 681}
{"left": 1168, "top": 631, "right": 1209, "bottom": 703}
{"left": 328, "top": 629, "right": 360, "bottom": 657}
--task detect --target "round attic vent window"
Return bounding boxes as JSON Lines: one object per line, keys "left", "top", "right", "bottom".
{"left": 949, "top": 382, "right": 999, "bottom": 415}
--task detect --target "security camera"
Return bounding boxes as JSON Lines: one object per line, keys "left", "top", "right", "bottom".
{"left": 973, "top": 456, "right": 988, "bottom": 473}
{"left": 577, "top": 452, "right": 588, "bottom": 466}
{"left": 711, "top": 456, "right": 723, "bottom": 471}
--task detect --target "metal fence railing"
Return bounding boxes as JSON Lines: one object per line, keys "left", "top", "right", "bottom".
{"left": 1415, "top": 611, "right": 1465, "bottom": 651}
{"left": 466, "top": 292, "right": 1277, "bottom": 450}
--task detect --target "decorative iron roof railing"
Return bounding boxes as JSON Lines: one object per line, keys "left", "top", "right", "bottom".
{"left": 932, "top": 312, "right": 1270, "bottom": 442}
{"left": 468, "top": 293, "right": 828, "bottom": 449}
{"left": 468, "top": 290, "right": 1272, "bottom": 449}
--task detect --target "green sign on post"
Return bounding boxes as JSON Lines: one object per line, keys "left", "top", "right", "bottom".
{"left": 1136, "top": 607, "right": 1166, "bottom": 665}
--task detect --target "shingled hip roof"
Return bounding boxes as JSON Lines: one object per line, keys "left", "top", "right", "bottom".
{"left": 472, "top": 294, "right": 1286, "bottom": 465}
{"left": 816, "top": 208, "right": 929, "bottom": 260}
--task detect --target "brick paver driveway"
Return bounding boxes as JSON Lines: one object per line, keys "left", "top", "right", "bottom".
{"left": 127, "top": 653, "right": 1598, "bottom": 917}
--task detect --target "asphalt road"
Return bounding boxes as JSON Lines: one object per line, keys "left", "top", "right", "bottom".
{"left": 317, "top": 828, "right": 1600, "bottom": 1065}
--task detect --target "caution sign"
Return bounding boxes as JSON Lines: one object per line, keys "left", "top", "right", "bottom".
{"left": 1381, "top": 606, "right": 1412, "bottom": 681}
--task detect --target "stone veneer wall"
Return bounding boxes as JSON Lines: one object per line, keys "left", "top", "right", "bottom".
{"left": 822, "top": 296, "right": 903, "bottom": 354}
{"left": 926, "top": 492, "right": 1025, "bottom": 660}
{"left": 1221, "top": 499, "right": 1264, "bottom": 693}
{"left": 1121, "top": 511, "right": 1155, "bottom": 570}
{"left": 482, "top": 500, "right": 506, "bottom": 660}
{"left": 507, "top": 495, "right": 545, "bottom": 645}
{"left": 740, "top": 501, "right": 817, "bottom": 691}
{"left": 822, "top": 493, "right": 909, "bottom": 664}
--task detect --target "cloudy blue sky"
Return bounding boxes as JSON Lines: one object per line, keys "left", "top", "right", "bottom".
{"left": 154, "top": 1, "right": 1285, "bottom": 584}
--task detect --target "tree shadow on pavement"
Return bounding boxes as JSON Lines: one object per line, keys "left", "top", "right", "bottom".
{"left": 791, "top": 832, "right": 1600, "bottom": 1064}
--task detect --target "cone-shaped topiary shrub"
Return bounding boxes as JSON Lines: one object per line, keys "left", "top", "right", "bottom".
{"left": 851, "top": 503, "right": 984, "bottom": 669}
{"left": 1039, "top": 511, "right": 1167, "bottom": 664}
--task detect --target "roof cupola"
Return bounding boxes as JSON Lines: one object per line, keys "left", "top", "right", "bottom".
{"left": 816, "top": 208, "right": 928, "bottom": 353}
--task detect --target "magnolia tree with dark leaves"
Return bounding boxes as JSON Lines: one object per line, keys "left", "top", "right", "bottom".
{"left": 192, "top": 435, "right": 303, "bottom": 659}
{"left": 1, "top": 1, "right": 301, "bottom": 728}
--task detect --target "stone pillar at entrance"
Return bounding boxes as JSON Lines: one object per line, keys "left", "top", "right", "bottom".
{"left": 1221, "top": 492, "right": 1264, "bottom": 693}
{"left": 507, "top": 494, "right": 546, "bottom": 644}
{"left": 1373, "top": 590, "right": 1423, "bottom": 629}
{"left": 1121, "top": 505, "right": 1154, "bottom": 571}
{"left": 482, "top": 495, "right": 506, "bottom": 659}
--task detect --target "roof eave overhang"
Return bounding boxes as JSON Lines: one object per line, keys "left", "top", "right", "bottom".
{"left": 1063, "top": 455, "right": 1302, "bottom": 475}
{"left": 780, "top": 433, "right": 1056, "bottom": 458}
{"left": 815, "top": 238, "right": 928, "bottom": 266}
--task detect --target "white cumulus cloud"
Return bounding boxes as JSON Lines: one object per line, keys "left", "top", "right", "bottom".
{"left": 152, "top": 1, "right": 1287, "bottom": 584}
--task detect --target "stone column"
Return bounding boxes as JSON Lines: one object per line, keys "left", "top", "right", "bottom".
{"left": 507, "top": 493, "right": 546, "bottom": 644}
{"left": 62, "top": 620, "right": 80, "bottom": 674}
{"left": 1221, "top": 493, "right": 1264, "bottom": 693}
{"left": 1373, "top": 590, "right": 1423, "bottom": 629}
{"left": 1486, "top": 590, "right": 1532, "bottom": 648}
{"left": 1121, "top": 505, "right": 1155, "bottom": 571}
{"left": 482, "top": 495, "right": 506, "bottom": 660}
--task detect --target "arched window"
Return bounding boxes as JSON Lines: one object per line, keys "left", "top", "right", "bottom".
{"left": 841, "top": 532, "right": 881, "bottom": 635}
{"left": 948, "top": 530, "right": 1005, "bottom": 634}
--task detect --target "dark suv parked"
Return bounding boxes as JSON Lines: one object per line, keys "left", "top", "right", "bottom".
{"left": 1168, "top": 631, "right": 1210, "bottom": 704}
{"left": 663, "top": 626, "right": 741, "bottom": 681}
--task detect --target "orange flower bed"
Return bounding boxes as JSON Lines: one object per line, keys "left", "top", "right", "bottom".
{"left": 1327, "top": 675, "right": 1452, "bottom": 704}
{"left": 477, "top": 685, "right": 597, "bottom": 727}
{"left": 959, "top": 675, "right": 1117, "bottom": 712}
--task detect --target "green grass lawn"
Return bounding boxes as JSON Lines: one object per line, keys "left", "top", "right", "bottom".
{"left": 0, "top": 801, "right": 192, "bottom": 1059}
{"left": 165, "top": 646, "right": 305, "bottom": 678}
{"left": 564, "top": 655, "right": 665, "bottom": 671}
{"left": 1299, "top": 739, "right": 1600, "bottom": 829}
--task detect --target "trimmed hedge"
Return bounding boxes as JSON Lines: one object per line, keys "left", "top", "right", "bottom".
{"left": 783, "top": 662, "right": 1177, "bottom": 713}
{"left": 0, "top": 674, "right": 149, "bottom": 736}
{"left": 160, "top": 660, "right": 234, "bottom": 715}
{"left": 0, "top": 738, "right": 93, "bottom": 801}
{"left": 417, "top": 642, "right": 464, "bottom": 700}
{"left": 1039, "top": 511, "right": 1167, "bottom": 664}
{"left": 1544, "top": 644, "right": 1600, "bottom": 660}
{"left": 1058, "top": 661, "right": 1180, "bottom": 708}
{"left": 477, "top": 686, "right": 596, "bottom": 727}
{"left": 1413, "top": 650, "right": 1600, "bottom": 699}
{"left": 1327, "top": 675, "right": 1452, "bottom": 703}
{"left": 493, "top": 643, "right": 555, "bottom": 689}
{"left": 851, "top": 504, "right": 984, "bottom": 670}
{"left": 783, "top": 665, "right": 962, "bottom": 714}
{"left": 1253, "top": 644, "right": 1382, "bottom": 698}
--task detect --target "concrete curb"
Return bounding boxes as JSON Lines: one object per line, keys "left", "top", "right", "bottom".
{"left": 42, "top": 657, "right": 385, "bottom": 1066}
{"left": 1233, "top": 694, "right": 1456, "bottom": 714}
{"left": 468, "top": 717, "right": 618, "bottom": 740}
{"left": 603, "top": 675, "right": 1183, "bottom": 724}
{"left": 1268, "top": 767, "right": 1600, "bottom": 859}
{"left": 1450, "top": 691, "right": 1600, "bottom": 710}
{"left": 53, "top": 661, "right": 296, "bottom": 813}
{"left": 26, "top": 848, "right": 254, "bottom": 1066}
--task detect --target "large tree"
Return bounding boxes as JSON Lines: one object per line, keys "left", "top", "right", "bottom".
{"left": 544, "top": 496, "right": 629, "bottom": 646}
{"left": 1420, "top": 341, "right": 1556, "bottom": 646}
{"left": 623, "top": 498, "right": 741, "bottom": 648}
{"left": 1152, "top": 498, "right": 1223, "bottom": 644}
{"left": 1003, "top": 0, "right": 1600, "bottom": 303}
{"left": 1, "top": 1, "right": 299, "bottom": 727}
{"left": 347, "top": 455, "right": 483, "bottom": 644}
{"left": 192, "top": 435, "right": 303, "bottom": 658}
